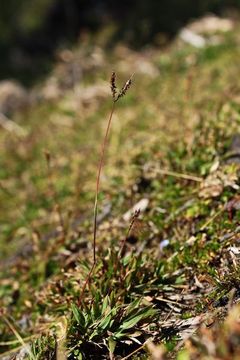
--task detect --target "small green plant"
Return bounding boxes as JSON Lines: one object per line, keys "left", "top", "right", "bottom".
{"left": 69, "top": 297, "right": 156, "bottom": 359}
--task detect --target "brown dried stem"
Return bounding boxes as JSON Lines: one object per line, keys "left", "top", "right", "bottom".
{"left": 93, "top": 102, "right": 115, "bottom": 262}
{"left": 78, "top": 73, "right": 132, "bottom": 305}
{"left": 118, "top": 209, "right": 140, "bottom": 258}
{"left": 78, "top": 102, "right": 115, "bottom": 304}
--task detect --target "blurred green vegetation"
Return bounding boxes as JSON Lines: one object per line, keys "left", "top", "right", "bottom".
{"left": 1, "top": 0, "right": 240, "bottom": 83}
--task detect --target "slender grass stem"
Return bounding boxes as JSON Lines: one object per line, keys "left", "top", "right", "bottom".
{"left": 78, "top": 102, "right": 115, "bottom": 304}
{"left": 93, "top": 102, "right": 115, "bottom": 262}
{"left": 78, "top": 72, "right": 132, "bottom": 306}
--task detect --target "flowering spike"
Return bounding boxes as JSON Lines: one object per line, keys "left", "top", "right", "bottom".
{"left": 110, "top": 72, "right": 117, "bottom": 101}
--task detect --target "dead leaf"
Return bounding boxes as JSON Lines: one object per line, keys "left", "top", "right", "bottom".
{"left": 199, "top": 170, "right": 239, "bottom": 199}
{"left": 146, "top": 341, "right": 166, "bottom": 360}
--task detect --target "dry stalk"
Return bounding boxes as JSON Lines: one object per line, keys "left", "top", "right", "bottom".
{"left": 0, "top": 312, "right": 35, "bottom": 360}
{"left": 119, "top": 209, "right": 141, "bottom": 258}
{"left": 44, "top": 150, "right": 67, "bottom": 242}
{"left": 78, "top": 72, "right": 132, "bottom": 305}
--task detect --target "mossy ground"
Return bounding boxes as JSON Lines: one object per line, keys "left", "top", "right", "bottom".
{"left": 1, "top": 25, "right": 240, "bottom": 359}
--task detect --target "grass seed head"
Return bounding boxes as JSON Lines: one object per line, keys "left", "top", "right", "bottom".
{"left": 116, "top": 78, "right": 132, "bottom": 102}
{"left": 110, "top": 71, "right": 117, "bottom": 101}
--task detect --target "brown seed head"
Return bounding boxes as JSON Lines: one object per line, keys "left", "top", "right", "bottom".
{"left": 44, "top": 149, "right": 51, "bottom": 166}
{"left": 110, "top": 72, "right": 117, "bottom": 101}
{"left": 116, "top": 78, "right": 132, "bottom": 101}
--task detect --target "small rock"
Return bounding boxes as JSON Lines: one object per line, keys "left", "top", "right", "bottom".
{"left": 229, "top": 246, "right": 240, "bottom": 255}
{"left": 224, "top": 134, "right": 240, "bottom": 165}
{"left": 159, "top": 239, "right": 170, "bottom": 250}
{"left": 179, "top": 15, "right": 234, "bottom": 48}
{"left": 0, "top": 80, "right": 28, "bottom": 116}
{"left": 187, "top": 15, "right": 234, "bottom": 35}
{"left": 179, "top": 28, "right": 206, "bottom": 48}
{"left": 199, "top": 170, "right": 239, "bottom": 199}
{"left": 123, "top": 198, "right": 149, "bottom": 222}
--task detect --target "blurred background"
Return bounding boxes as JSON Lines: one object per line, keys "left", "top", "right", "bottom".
{"left": 1, "top": 0, "right": 240, "bottom": 84}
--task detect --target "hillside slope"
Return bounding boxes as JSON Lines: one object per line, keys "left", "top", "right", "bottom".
{"left": 1, "top": 17, "right": 240, "bottom": 359}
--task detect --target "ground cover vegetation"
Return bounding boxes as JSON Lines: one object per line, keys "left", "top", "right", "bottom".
{"left": 1, "top": 19, "right": 240, "bottom": 359}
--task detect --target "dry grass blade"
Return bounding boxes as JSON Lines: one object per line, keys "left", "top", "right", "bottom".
{"left": 121, "top": 339, "right": 151, "bottom": 360}
{"left": 200, "top": 206, "right": 224, "bottom": 230}
{"left": 153, "top": 168, "right": 202, "bottom": 182}
{"left": 1, "top": 314, "right": 35, "bottom": 360}
{"left": 55, "top": 317, "right": 68, "bottom": 360}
